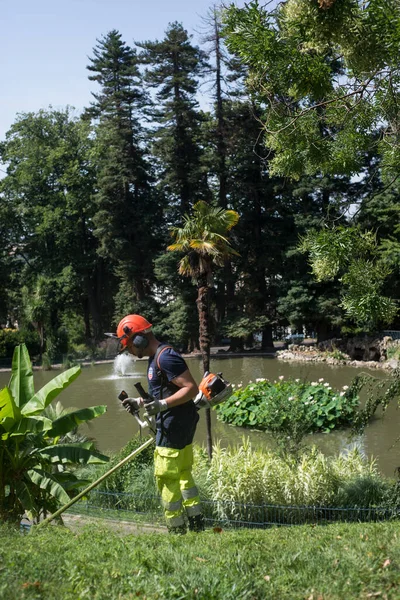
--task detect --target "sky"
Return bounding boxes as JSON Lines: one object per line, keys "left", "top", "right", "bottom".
{"left": 1, "top": 0, "right": 247, "bottom": 141}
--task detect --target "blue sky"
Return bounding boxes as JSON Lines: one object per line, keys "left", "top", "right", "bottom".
{"left": 2, "top": 0, "right": 246, "bottom": 140}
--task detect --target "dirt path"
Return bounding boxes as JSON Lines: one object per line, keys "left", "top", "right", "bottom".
{"left": 62, "top": 513, "right": 167, "bottom": 535}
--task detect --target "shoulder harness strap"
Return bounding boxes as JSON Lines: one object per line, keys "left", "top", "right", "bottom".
{"left": 154, "top": 344, "right": 180, "bottom": 399}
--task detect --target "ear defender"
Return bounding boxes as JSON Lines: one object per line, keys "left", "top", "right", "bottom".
{"left": 132, "top": 334, "right": 149, "bottom": 349}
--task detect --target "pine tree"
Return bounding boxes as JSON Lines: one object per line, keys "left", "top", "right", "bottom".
{"left": 138, "top": 22, "right": 211, "bottom": 218}
{"left": 86, "top": 30, "right": 162, "bottom": 314}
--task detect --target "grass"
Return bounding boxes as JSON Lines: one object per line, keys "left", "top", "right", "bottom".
{"left": 1, "top": 520, "right": 400, "bottom": 599}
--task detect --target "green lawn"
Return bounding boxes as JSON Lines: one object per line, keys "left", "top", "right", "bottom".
{"left": 1, "top": 520, "right": 400, "bottom": 599}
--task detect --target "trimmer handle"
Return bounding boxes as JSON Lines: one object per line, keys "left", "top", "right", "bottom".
{"left": 134, "top": 382, "right": 153, "bottom": 404}
{"left": 118, "top": 387, "right": 156, "bottom": 435}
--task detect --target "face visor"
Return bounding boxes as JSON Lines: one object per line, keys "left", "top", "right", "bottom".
{"left": 104, "top": 332, "right": 131, "bottom": 357}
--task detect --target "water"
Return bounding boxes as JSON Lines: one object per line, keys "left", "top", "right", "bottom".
{"left": 1, "top": 356, "right": 399, "bottom": 478}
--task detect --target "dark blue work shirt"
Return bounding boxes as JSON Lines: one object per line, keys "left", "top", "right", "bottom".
{"left": 147, "top": 345, "right": 199, "bottom": 449}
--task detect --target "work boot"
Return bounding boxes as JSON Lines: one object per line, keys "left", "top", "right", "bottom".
{"left": 168, "top": 524, "right": 187, "bottom": 535}
{"left": 188, "top": 514, "right": 205, "bottom": 533}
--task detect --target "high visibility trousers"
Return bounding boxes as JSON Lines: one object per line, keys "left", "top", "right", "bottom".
{"left": 154, "top": 443, "right": 202, "bottom": 528}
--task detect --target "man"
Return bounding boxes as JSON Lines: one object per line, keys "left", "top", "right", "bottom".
{"left": 115, "top": 314, "right": 205, "bottom": 534}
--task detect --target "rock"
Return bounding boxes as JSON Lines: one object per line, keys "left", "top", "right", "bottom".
{"left": 386, "top": 358, "right": 400, "bottom": 370}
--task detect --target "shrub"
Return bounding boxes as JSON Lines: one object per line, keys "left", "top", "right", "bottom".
{"left": 0, "top": 344, "right": 108, "bottom": 523}
{"left": 216, "top": 376, "right": 359, "bottom": 453}
{"left": 192, "top": 440, "right": 391, "bottom": 523}
{"left": 0, "top": 328, "right": 41, "bottom": 359}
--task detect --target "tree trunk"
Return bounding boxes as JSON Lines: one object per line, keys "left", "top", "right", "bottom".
{"left": 196, "top": 279, "right": 212, "bottom": 459}
{"left": 261, "top": 324, "right": 274, "bottom": 352}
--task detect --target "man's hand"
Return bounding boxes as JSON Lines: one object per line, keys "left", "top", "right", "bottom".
{"left": 122, "top": 397, "right": 143, "bottom": 414}
{"left": 144, "top": 398, "right": 168, "bottom": 416}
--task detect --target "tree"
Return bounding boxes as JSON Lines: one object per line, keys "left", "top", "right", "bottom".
{"left": 223, "top": 0, "right": 400, "bottom": 183}
{"left": 0, "top": 109, "right": 109, "bottom": 348}
{"left": 86, "top": 30, "right": 162, "bottom": 318}
{"left": 300, "top": 226, "right": 398, "bottom": 331}
{"left": 199, "top": 7, "right": 244, "bottom": 332}
{"left": 138, "top": 22, "right": 211, "bottom": 218}
{"left": 168, "top": 200, "right": 239, "bottom": 458}
{"left": 138, "top": 22, "right": 213, "bottom": 346}
{"left": 222, "top": 0, "right": 400, "bottom": 332}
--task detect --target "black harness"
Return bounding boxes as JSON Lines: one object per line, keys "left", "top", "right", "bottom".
{"left": 153, "top": 344, "right": 180, "bottom": 400}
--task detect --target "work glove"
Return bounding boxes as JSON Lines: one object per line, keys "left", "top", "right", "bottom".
{"left": 144, "top": 398, "right": 168, "bottom": 416}
{"left": 122, "top": 397, "right": 143, "bottom": 415}
{"left": 194, "top": 391, "right": 209, "bottom": 410}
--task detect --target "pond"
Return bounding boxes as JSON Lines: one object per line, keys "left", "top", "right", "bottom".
{"left": 1, "top": 355, "right": 399, "bottom": 478}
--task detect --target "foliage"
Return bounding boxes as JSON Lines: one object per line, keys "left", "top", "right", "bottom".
{"left": 194, "top": 440, "right": 387, "bottom": 514}
{"left": 350, "top": 368, "right": 400, "bottom": 436}
{"left": 386, "top": 343, "right": 400, "bottom": 361}
{"left": 222, "top": 0, "right": 400, "bottom": 182}
{"left": 86, "top": 30, "right": 161, "bottom": 316}
{"left": 93, "top": 434, "right": 155, "bottom": 495}
{"left": 300, "top": 225, "right": 398, "bottom": 330}
{"left": 0, "top": 329, "right": 41, "bottom": 359}
{"left": 300, "top": 226, "right": 378, "bottom": 282}
{"left": 221, "top": 315, "right": 270, "bottom": 342}
{"left": 0, "top": 344, "right": 108, "bottom": 523}
{"left": 168, "top": 200, "right": 240, "bottom": 281}
{"left": 0, "top": 108, "right": 109, "bottom": 345}
{"left": 138, "top": 22, "right": 210, "bottom": 217}
{"left": 2, "top": 18, "right": 400, "bottom": 352}
{"left": 216, "top": 376, "right": 359, "bottom": 454}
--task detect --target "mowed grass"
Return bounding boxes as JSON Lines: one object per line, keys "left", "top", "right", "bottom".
{"left": 1, "top": 521, "right": 400, "bottom": 599}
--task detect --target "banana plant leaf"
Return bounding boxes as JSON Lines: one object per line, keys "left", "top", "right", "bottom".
{"left": 52, "top": 471, "right": 92, "bottom": 490}
{"left": 0, "top": 387, "right": 21, "bottom": 434}
{"left": 38, "top": 443, "right": 109, "bottom": 464}
{"left": 21, "top": 366, "right": 81, "bottom": 416}
{"left": 9, "top": 345, "right": 35, "bottom": 409}
{"left": 2, "top": 415, "right": 53, "bottom": 439}
{"left": 26, "top": 468, "right": 70, "bottom": 505}
{"left": 15, "top": 479, "right": 38, "bottom": 514}
{"left": 45, "top": 405, "right": 107, "bottom": 437}
{"left": 0, "top": 386, "right": 20, "bottom": 421}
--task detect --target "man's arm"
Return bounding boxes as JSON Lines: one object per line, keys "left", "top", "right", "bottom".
{"left": 165, "top": 369, "right": 198, "bottom": 408}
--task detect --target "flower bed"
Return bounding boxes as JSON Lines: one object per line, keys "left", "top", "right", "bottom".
{"left": 216, "top": 376, "right": 359, "bottom": 433}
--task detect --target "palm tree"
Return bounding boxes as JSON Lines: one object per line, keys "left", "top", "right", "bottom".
{"left": 168, "top": 200, "right": 239, "bottom": 458}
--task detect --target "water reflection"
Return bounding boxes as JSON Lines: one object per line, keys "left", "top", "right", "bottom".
{"left": 0, "top": 356, "right": 399, "bottom": 478}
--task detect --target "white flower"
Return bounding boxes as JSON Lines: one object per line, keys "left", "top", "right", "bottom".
{"left": 304, "top": 401, "right": 309, "bottom": 405}
{"left": 308, "top": 396, "right": 313, "bottom": 400}
{"left": 279, "top": 375, "right": 284, "bottom": 380}
{"left": 340, "top": 392, "right": 345, "bottom": 397}
{"left": 235, "top": 400, "right": 240, "bottom": 406}
{"left": 288, "top": 396, "right": 294, "bottom": 401}
{"left": 324, "top": 383, "right": 329, "bottom": 387}
{"left": 319, "top": 378, "right": 324, "bottom": 383}
{"left": 249, "top": 387, "right": 254, "bottom": 391}
{"left": 238, "top": 383, "right": 242, "bottom": 388}
{"left": 295, "top": 378, "right": 300, "bottom": 383}
{"left": 311, "top": 382, "right": 318, "bottom": 386}
{"left": 327, "top": 387, "right": 332, "bottom": 391}
{"left": 342, "top": 385, "right": 349, "bottom": 390}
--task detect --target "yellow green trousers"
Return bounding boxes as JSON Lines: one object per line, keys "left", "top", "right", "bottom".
{"left": 154, "top": 443, "right": 202, "bottom": 528}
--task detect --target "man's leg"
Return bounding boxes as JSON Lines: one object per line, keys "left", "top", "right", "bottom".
{"left": 154, "top": 447, "right": 186, "bottom": 533}
{"left": 179, "top": 444, "right": 205, "bottom": 532}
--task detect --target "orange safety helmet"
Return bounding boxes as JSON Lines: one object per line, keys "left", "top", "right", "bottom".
{"left": 116, "top": 314, "right": 152, "bottom": 349}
